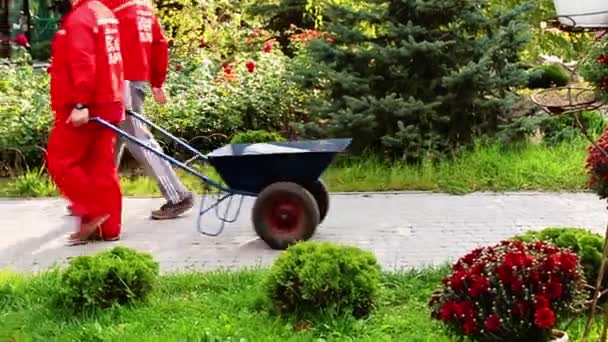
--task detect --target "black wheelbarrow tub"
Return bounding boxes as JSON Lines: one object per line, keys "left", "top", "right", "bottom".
{"left": 206, "top": 138, "right": 352, "bottom": 195}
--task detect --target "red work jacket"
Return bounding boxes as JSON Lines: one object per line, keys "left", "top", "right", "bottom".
{"left": 101, "top": 0, "right": 168, "bottom": 87}
{"left": 49, "top": 0, "right": 124, "bottom": 123}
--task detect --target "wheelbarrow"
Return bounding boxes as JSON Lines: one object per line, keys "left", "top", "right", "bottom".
{"left": 91, "top": 111, "right": 351, "bottom": 250}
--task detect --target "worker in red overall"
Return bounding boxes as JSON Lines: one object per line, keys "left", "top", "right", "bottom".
{"left": 46, "top": 0, "right": 125, "bottom": 245}
{"left": 101, "top": 0, "right": 194, "bottom": 220}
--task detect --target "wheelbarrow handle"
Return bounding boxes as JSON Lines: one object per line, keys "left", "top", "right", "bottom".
{"left": 125, "top": 109, "right": 208, "bottom": 162}
{"left": 90, "top": 116, "right": 229, "bottom": 192}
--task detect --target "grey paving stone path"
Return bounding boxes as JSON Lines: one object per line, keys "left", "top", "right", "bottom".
{"left": 1, "top": 192, "right": 607, "bottom": 273}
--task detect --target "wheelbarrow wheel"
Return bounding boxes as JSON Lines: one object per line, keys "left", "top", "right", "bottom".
{"left": 304, "top": 180, "right": 329, "bottom": 223}
{"left": 252, "top": 182, "right": 320, "bottom": 250}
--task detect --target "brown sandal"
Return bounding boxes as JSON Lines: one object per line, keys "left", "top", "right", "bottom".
{"left": 65, "top": 215, "right": 110, "bottom": 246}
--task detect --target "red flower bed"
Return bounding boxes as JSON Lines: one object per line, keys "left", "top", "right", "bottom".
{"left": 429, "top": 240, "right": 586, "bottom": 341}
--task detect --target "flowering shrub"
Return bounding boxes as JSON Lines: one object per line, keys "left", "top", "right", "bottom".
{"left": 145, "top": 41, "right": 315, "bottom": 158}
{"left": 585, "top": 128, "right": 608, "bottom": 199}
{"left": 429, "top": 240, "right": 586, "bottom": 341}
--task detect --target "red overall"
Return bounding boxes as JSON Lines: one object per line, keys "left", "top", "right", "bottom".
{"left": 46, "top": 0, "right": 125, "bottom": 239}
{"left": 101, "top": 0, "right": 168, "bottom": 86}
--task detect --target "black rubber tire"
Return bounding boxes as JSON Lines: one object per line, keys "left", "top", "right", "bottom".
{"left": 304, "top": 180, "right": 330, "bottom": 223}
{"left": 252, "top": 182, "right": 320, "bottom": 250}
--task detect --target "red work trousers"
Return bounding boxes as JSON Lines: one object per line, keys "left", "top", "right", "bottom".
{"left": 47, "top": 116, "right": 122, "bottom": 239}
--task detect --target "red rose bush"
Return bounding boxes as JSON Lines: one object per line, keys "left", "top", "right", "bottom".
{"left": 429, "top": 240, "right": 586, "bottom": 341}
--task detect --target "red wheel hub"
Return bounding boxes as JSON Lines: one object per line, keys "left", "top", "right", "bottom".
{"left": 264, "top": 196, "right": 304, "bottom": 235}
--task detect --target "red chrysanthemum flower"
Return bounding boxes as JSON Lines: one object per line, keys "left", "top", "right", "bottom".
{"left": 496, "top": 263, "right": 513, "bottom": 284}
{"left": 462, "top": 248, "right": 484, "bottom": 265}
{"left": 485, "top": 314, "right": 501, "bottom": 332}
{"left": 450, "top": 270, "right": 467, "bottom": 291}
{"left": 468, "top": 275, "right": 489, "bottom": 298}
{"left": 529, "top": 271, "right": 541, "bottom": 283}
{"left": 546, "top": 279, "right": 563, "bottom": 299}
{"left": 535, "top": 294, "right": 550, "bottom": 309}
{"left": 559, "top": 252, "right": 578, "bottom": 274}
{"left": 540, "top": 256, "right": 557, "bottom": 272}
{"left": 533, "top": 241, "right": 545, "bottom": 251}
{"left": 452, "top": 261, "right": 465, "bottom": 272}
{"left": 440, "top": 301, "right": 457, "bottom": 321}
{"left": 505, "top": 250, "right": 527, "bottom": 268}
{"left": 463, "top": 319, "right": 477, "bottom": 335}
{"left": 534, "top": 307, "right": 556, "bottom": 328}
{"left": 471, "top": 262, "right": 486, "bottom": 275}
{"left": 455, "top": 301, "right": 475, "bottom": 319}
{"left": 511, "top": 278, "right": 524, "bottom": 294}
{"left": 513, "top": 301, "right": 529, "bottom": 319}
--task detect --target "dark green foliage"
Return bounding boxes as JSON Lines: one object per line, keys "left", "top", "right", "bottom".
{"left": 526, "top": 64, "right": 570, "bottom": 89}
{"left": 542, "top": 111, "right": 606, "bottom": 144}
{"left": 29, "top": 41, "right": 51, "bottom": 61}
{"left": 230, "top": 130, "right": 286, "bottom": 144}
{"left": 57, "top": 246, "right": 160, "bottom": 313}
{"left": 295, "top": 0, "right": 532, "bottom": 160}
{"left": 498, "top": 111, "right": 606, "bottom": 145}
{"left": 250, "top": 0, "right": 317, "bottom": 55}
{"left": 264, "top": 241, "right": 381, "bottom": 317}
{"left": 513, "top": 227, "right": 604, "bottom": 290}
{"left": 579, "top": 39, "right": 608, "bottom": 102}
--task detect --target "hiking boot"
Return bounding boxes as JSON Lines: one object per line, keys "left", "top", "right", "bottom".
{"left": 151, "top": 193, "right": 194, "bottom": 220}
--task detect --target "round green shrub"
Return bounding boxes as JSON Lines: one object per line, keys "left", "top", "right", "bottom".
{"left": 263, "top": 241, "right": 381, "bottom": 317}
{"left": 57, "top": 246, "right": 159, "bottom": 313}
{"left": 526, "top": 64, "right": 570, "bottom": 89}
{"left": 230, "top": 130, "right": 286, "bottom": 144}
{"left": 513, "top": 227, "right": 604, "bottom": 289}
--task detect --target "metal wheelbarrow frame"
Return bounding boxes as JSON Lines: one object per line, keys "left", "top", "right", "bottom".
{"left": 91, "top": 111, "right": 351, "bottom": 250}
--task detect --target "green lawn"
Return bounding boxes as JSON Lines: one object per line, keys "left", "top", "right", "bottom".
{"left": 0, "top": 267, "right": 600, "bottom": 341}
{"left": 0, "top": 139, "right": 589, "bottom": 198}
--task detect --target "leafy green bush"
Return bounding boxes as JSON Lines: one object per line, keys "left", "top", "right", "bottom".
{"left": 513, "top": 227, "right": 604, "bottom": 290}
{"left": 230, "top": 130, "right": 286, "bottom": 144}
{"left": 526, "top": 64, "right": 570, "bottom": 89}
{"left": 264, "top": 241, "right": 381, "bottom": 317}
{"left": 57, "top": 246, "right": 159, "bottom": 313}
{"left": 498, "top": 111, "right": 606, "bottom": 146}
{"left": 0, "top": 65, "right": 52, "bottom": 173}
